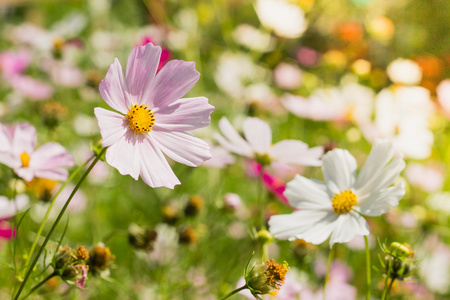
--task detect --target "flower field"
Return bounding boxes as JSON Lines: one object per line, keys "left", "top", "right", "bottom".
{"left": 0, "top": 0, "right": 449, "bottom": 299}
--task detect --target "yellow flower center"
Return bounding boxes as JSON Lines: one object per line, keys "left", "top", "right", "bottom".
{"left": 20, "top": 152, "right": 30, "bottom": 167}
{"left": 264, "top": 259, "right": 290, "bottom": 293}
{"left": 331, "top": 190, "right": 357, "bottom": 214}
{"left": 125, "top": 104, "right": 155, "bottom": 134}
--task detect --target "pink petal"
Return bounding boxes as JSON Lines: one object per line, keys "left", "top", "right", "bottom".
{"left": 0, "top": 124, "right": 20, "bottom": 169}
{"left": 149, "top": 60, "right": 200, "bottom": 108}
{"left": 153, "top": 97, "right": 214, "bottom": 131}
{"left": 94, "top": 107, "right": 128, "bottom": 147}
{"left": 75, "top": 265, "right": 88, "bottom": 289}
{"left": 270, "top": 140, "right": 323, "bottom": 166}
{"left": 99, "top": 58, "right": 131, "bottom": 114}
{"left": 126, "top": 43, "right": 161, "bottom": 105}
{"left": 8, "top": 75, "right": 53, "bottom": 101}
{"left": 243, "top": 117, "right": 272, "bottom": 154}
{"left": 151, "top": 130, "right": 211, "bottom": 167}
{"left": 28, "top": 142, "right": 74, "bottom": 181}
{"left": 105, "top": 131, "right": 141, "bottom": 180}
{"left": 138, "top": 135, "right": 180, "bottom": 188}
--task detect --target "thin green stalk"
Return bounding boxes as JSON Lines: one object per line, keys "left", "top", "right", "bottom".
{"left": 323, "top": 245, "right": 334, "bottom": 300}
{"left": 22, "top": 154, "right": 94, "bottom": 279}
{"left": 381, "top": 259, "right": 392, "bottom": 300}
{"left": 258, "top": 166, "right": 266, "bottom": 230}
{"left": 365, "top": 235, "right": 371, "bottom": 300}
{"left": 219, "top": 285, "right": 247, "bottom": 300}
{"left": 14, "top": 148, "right": 106, "bottom": 300}
{"left": 385, "top": 277, "right": 395, "bottom": 300}
{"left": 21, "top": 271, "right": 57, "bottom": 300}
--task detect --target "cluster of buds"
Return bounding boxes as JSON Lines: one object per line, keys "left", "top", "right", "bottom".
{"left": 184, "top": 195, "right": 204, "bottom": 217}
{"left": 54, "top": 245, "right": 89, "bottom": 289}
{"left": 244, "top": 258, "right": 290, "bottom": 298}
{"left": 379, "top": 241, "right": 415, "bottom": 281}
{"left": 128, "top": 224, "right": 157, "bottom": 251}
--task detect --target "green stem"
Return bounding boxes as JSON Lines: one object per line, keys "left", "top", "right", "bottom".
{"left": 22, "top": 154, "right": 94, "bottom": 279}
{"left": 14, "top": 148, "right": 107, "bottom": 300}
{"left": 21, "top": 271, "right": 57, "bottom": 300}
{"left": 219, "top": 285, "right": 247, "bottom": 300}
{"left": 258, "top": 166, "right": 266, "bottom": 230}
{"left": 385, "top": 277, "right": 395, "bottom": 300}
{"left": 365, "top": 235, "right": 371, "bottom": 300}
{"left": 323, "top": 245, "right": 334, "bottom": 300}
{"left": 381, "top": 258, "right": 392, "bottom": 300}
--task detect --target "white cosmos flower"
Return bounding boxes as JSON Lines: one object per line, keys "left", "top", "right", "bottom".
{"left": 269, "top": 139, "right": 405, "bottom": 248}
{"left": 214, "top": 116, "right": 323, "bottom": 167}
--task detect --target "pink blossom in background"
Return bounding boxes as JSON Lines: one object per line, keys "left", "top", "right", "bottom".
{"left": 0, "top": 194, "right": 29, "bottom": 243}
{"left": 140, "top": 37, "right": 171, "bottom": 72}
{"left": 94, "top": 43, "right": 214, "bottom": 189}
{"left": 45, "top": 61, "right": 85, "bottom": 87}
{"left": 250, "top": 161, "right": 289, "bottom": 205}
{"left": 0, "top": 221, "right": 15, "bottom": 241}
{"left": 0, "top": 123, "right": 74, "bottom": 181}
{"left": 296, "top": 47, "right": 320, "bottom": 67}
{"left": 273, "top": 62, "right": 303, "bottom": 90}
{"left": 7, "top": 75, "right": 53, "bottom": 101}
{"left": 0, "top": 50, "right": 31, "bottom": 76}
{"left": 223, "top": 193, "right": 242, "bottom": 211}
{"left": 405, "top": 163, "right": 444, "bottom": 192}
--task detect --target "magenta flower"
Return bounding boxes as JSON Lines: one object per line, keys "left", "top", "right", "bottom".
{"left": 94, "top": 43, "right": 214, "bottom": 188}
{"left": 74, "top": 265, "right": 88, "bottom": 289}
{"left": 140, "top": 37, "right": 171, "bottom": 72}
{"left": 0, "top": 123, "right": 74, "bottom": 181}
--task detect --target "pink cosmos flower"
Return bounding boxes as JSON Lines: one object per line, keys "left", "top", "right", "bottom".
{"left": 0, "top": 50, "right": 31, "bottom": 76}
{"left": 94, "top": 43, "right": 213, "bottom": 189}
{"left": 8, "top": 75, "right": 54, "bottom": 101}
{"left": 0, "top": 194, "right": 29, "bottom": 244}
{"left": 214, "top": 116, "right": 323, "bottom": 168}
{"left": 0, "top": 123, "right": 74, "bottom": 181}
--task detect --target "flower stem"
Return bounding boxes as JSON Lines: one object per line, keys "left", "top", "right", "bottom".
{"left": 22, "top": 154, "right": 94, "bottom": 279}
{"left": 258, "top": 166, "right": 266, "bottom": 230}
{"left": 14, "top": 148, "right": 107, "bottom": 300}
{"left": 323, "top": 245, "right": 334, "bottom": 300}
{"left": 385, "top": 277, "right": 395, "bottom": 300}
{"left": 381, "top": 260, "right": 392, "bottom": 300}
{"left": 21, "top": 271, "right": 57, "bottom": 300}
{"left": 365, "top": 235, "right": 371, "bottom": 300}
{"left": 219, "top": 285, "right": 247, "bottom": 300}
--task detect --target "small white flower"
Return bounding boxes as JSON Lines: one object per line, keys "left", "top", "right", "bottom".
{"left": 269, "top": 139, "right": 405, "bottom": 248}
{"left": 386, "top": 58, "right": 422, "bottom": 85}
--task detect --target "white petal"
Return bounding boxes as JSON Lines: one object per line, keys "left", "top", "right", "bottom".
{"left": 270, "top": 140, "right": 323, "bottom": 166}
{"left": 243, "top": 117, "right": 272, "bottom": 154}
{"left": 99, "top": 58, "right": 131, "bottom": 114}
{"left": 151, "top": 130, "right": 211, "bottom": 167}
{"left": 0, "top": 195, "right": 29, "bottom": 219}
{"left": 269, "top": 210, "right": 338, "bottom": 244}
{"left": 105, "top": 131, "right": 141, "bottom": 180}
{"left": 215, "top": 117, "right": 252, "bottom": 157}
{"left": 126, "top": 43, "right": 161, "bottom": 105}
{"left": 322, "top": 149, "right": 357, "bottom": 194}
{"left": 94, "top": 108, "right": 128, "bottom": 147}
{"left": 138, "top": 135, "right": 180, "bottom": 189}
{"left": 354, "top": 156, "right": 405, "bottom": 198}
{"left": 354, "top": 139, "right": 395, "bottom": 193}
{"left": 329, "top": 212, "right": 369, "bottom": 248}
{"left": 284, "top": 174, "right": 331, "bottom": 210}
{"left": 356, "top": 181, "right": 405, "bottom": 216}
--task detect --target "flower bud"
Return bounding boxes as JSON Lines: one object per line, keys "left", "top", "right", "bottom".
{"left": 257, "top": 229, "right": 274, "bottom": 245}
{"left": 184, "top": 195, "right": 204, "bottom": 217}
{"left": 55, "top": 247, "right": 72, "bottom": 270}
{"left": 245, "top": 259, "right": 290, "bottom": 296}
{"left": 128, "top": 224, "right": 158, "bottom": 251}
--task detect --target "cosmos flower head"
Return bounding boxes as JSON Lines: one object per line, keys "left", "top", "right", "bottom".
{"left": 269, "top": 139, "right": 405, "bottom": 248}
{"left": 214, "top": 116, "right": 323, "bottom": 169}
{"left": 0, "top": 122, "right": 74, "bottom": 182}
{"left": 94, "top": 42, "right": 214, "bottom": 188}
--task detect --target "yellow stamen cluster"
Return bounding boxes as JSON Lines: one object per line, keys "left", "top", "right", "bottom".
{"left": 331, "top": 190, "right": 357, "bottom": 214}
{"left": 264, "top": 259, "right": 290, "bottom": 294}
{"left": 20, "top": 152, "right": 30, "bottom": 167}
{"left": 125, "top": 104, "right": 155, "bottom": 134}
{"left": 76, "top": 245, "right": 90, "bottom": 261}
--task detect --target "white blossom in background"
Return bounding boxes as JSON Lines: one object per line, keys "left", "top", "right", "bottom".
{"left": 437, "top": 79, "right": 450, "bottom": 117}
{"left": 232, "top": 24, "right": 275, "bottom": 52}
{"left": 360, "top": 86, "right": 434, "bottom": 159}
{"left": 386, "top": 58, "right": 422, "bottom": 85}
{"left": 255, "top": 0, "right": 308, "bottom": 39}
